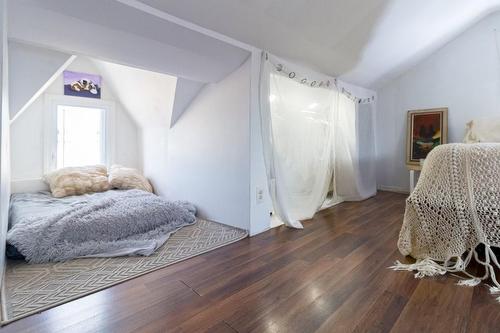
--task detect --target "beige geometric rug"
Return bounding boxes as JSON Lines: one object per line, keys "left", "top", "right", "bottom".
{"left": 1, "top": 219, "right": 247, "bottom": 324}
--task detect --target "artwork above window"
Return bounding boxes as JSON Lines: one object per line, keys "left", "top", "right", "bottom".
{"left": 63, "top": 70, "right": 102, "bottom": 99}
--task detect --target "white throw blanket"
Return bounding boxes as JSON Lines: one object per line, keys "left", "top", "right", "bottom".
{"left": 392, "top": 143, "right": 500, "bottom": 299}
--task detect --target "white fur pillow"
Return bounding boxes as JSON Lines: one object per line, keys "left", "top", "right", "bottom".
{"left": 44, "top": 165, "right": 110, "bottom": 198}
{"left": 109, "top": 165, "right": 153, "bottom": 193}
{"left": 464, "top": 118, "right": 500, "bottom": 143}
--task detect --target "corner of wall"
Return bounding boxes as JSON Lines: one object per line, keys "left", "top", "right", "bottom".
{"left": 249, "top": 51, "right": 272, "bottom": 236}
{"left": 0, "top": 0, "right": 10, "bottom": 288}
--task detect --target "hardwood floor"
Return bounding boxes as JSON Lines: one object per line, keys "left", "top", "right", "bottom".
{"left": 2, "top": 191, "right": 499, "bottom": 333}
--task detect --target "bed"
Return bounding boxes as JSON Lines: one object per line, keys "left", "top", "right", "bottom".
{"left": 394, "top": 143, "right": 500, "bottom": 290}
{"left": 7, "top": 189, "right": 196, "bottom": 263}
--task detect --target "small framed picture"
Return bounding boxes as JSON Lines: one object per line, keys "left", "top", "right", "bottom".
{"left": 63, "top": 70, "right": 101, "bottom": 99}
{"left": 406, "top": 108, "right": 448, "bottom": 169}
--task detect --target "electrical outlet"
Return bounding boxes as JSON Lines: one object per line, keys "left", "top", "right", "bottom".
{"left": 256, "top": 187, "right": 264, "bottom": 204}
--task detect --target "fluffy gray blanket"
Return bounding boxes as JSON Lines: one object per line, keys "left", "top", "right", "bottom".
{"left": 7, "top": 190, "right": 196, "bottom": 263}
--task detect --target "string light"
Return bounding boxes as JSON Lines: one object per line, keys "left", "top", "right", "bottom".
{"left": 271, "top": 59, "right": 375, "bottom": 104}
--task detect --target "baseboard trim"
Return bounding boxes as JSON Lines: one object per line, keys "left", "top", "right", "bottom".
{"left": 378, "top": 185, "right": 409, "bottom": 194}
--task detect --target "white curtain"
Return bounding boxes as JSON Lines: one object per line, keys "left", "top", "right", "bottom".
{"left": 355, "top": 102, "right": 377, "bottom": 199}
{"left": 334, "top": 93, "right": 377, "bottom": 201}
{"left": 260, "top": 53, "right": 376, "bottom": 229}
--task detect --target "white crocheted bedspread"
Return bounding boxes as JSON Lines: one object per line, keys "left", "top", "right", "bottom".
{"left": 398, "top": 143, "right": 500, "bottom": 262}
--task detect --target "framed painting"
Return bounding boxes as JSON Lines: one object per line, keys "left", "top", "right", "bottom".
{"left": 406, "top": 108, "right": 448, "bottom": 169}
{"left": 63, "top": 70, "right": 101, "bottom": 99}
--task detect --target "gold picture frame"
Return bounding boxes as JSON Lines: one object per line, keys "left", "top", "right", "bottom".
{"left": 406, "top": 108, "right": 448, "bottom": 169}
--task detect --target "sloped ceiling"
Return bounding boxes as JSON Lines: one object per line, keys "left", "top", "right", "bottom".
{"left": 8, "top": 0, "right": 250, "bottom": 84}
{"left": 138, "top": 0, "right": 500, "bottom": 87}
{"left": 9, "top": 41, "right": 74, "bottom": 121}
{"left": 171, "top": 78, "right": 205, "bottom": 127}
{"left": 91, "top": 58, "right": 177, "bottom": 128}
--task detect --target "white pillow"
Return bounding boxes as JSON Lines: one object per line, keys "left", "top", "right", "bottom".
{"left": 108, "top": 165, "right": 153, "bottom": 193}
{"left": 464, "top": 118, "right": 500, "bottom": 143}
{"left": 44, "top": 165, "right": 110, "bottom": 198}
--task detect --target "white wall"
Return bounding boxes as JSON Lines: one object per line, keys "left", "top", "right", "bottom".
{"left": 10, "top": 56, "right": 141, "bottom": 189}
{"left": 376, "top": 11, "right": 500, "bottom": 192}
{"left": 142, "top": 126, "right": 170, "bottom": 196}
{"left": 249, "top": 52, "right": 272, "bottom": 235}
{"left": 9, "top": 41, "right": 74, "bottom": 121}
{"left": 166, "top": 60, "right": 251, "bottom": 230}
{"left": 0, "top": 0, "right": 10, "bottom": 281}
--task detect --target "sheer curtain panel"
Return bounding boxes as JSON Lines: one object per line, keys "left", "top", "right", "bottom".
{"left": 259, "top": 53, "right": 376, "bottom": 229}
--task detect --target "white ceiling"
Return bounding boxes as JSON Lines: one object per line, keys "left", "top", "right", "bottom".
{"left": 138, "top": 0, "right": 500, "bottom": 87}
{"left": 91, "top": 58, "right": 205, "bottom": 128}
{"left": 9, "top": 0, "right": 250, "bottom": 83}
{"left": 9, "top": 41, "right": 74, "bottom": 121}
{"left": 91, "top": 58, "right": 177, "bottom": 128}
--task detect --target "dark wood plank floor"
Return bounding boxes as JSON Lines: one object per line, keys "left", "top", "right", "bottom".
{"left": 2, "top": 191, "right": 499, "bottom": 333}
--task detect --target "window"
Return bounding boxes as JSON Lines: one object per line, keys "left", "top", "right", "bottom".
{"left": 56, "top": 105, "right": 105, "bottom": 168}
{"left": 45, "top": 95, "right": 115, "bottom": 172}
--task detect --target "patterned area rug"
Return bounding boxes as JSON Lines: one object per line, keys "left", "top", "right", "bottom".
{"left": 1, "top": 219, "right": 247, "bottom": 324}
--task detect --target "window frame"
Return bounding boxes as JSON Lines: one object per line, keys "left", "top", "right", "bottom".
{"left": 44, "top": 94, "right": 115, "bottom": 173}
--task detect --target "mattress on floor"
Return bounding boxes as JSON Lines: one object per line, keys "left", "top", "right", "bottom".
{"left": 8, "top": 191, "right": 115, "bottom": 259}
{"left": 7, "top": 190, "right": 196, "bottom": 262}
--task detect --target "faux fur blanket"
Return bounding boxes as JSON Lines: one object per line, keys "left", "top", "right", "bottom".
{"left": 393, "top": 143, "right": 500, "bottom": 295}
{"left": 7, "top": 190, "right": 196, "bottom": 263}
